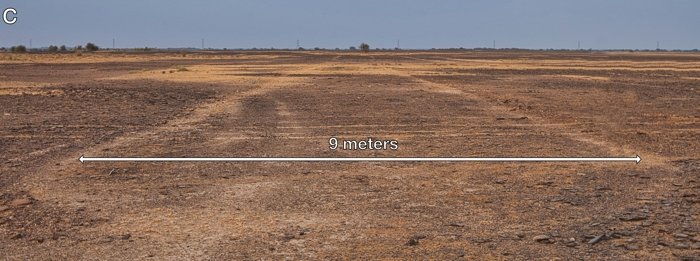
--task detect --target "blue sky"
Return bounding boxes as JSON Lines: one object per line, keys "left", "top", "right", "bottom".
{"left": 1, "top": 0, "right": 698, "bottom": 49}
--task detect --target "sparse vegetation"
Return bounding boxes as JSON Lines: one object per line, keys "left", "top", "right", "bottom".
{"left": 48, "top": 45, "right": 59, "bottom": 52}
{"left": 86, "top": 43, "right": 99, "bottom": 52}
{"left": 10, "top": 45, "right": 27, "bottom": 53}
{"left": 359, "top": 43, "right": 370, "bottom": 52}
{"left": 60, "top": 45, "right": 67, "bottom": 52}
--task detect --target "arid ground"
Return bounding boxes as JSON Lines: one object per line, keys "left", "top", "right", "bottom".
{"left": 0, "top": 51, "right": 698, "bottom": 260}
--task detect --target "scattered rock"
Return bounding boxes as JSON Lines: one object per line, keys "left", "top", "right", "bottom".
{"left": 533, "top": 235, "right": 553, "bottom": 243}
{"left": 10, "top": 198, "right": 32, "bottom": 207}
{"left": 625, "top": 244, "right": 640, "bottom": 251}
{"left": 536, "top": 181, "right": 554, "bottom": 186}
{"left": 690, "top": 242, "right": 700, "bottom": 249}
{"left": 674, "top": 243, "right": 689, "bottom": 249}
{"left": 473, "top": 238, "right": 492, "bottom": 244}
{"left": 619, "top": 214, "right": 647, "bottom": 221}
{"left": 0, "top": 206, "right": 9, "bottom": 212}
{"left": 675, "top": 233, "right": 689, "bottom": 239}
{"left": 120, "top": 234, "right": 131, "bottom": 240}
{"left": 682, "top": 192, "right": 697, "bottom": 198}
{"left": 98, "top": 236, "right": 115, "bottom": 243}
{"left": 281, "top": 233, "right": 296, "bottom": 242}
{"left": 406, "top": 235, "right": 426, "bottom": 246}
{"left": 609, "top": 230, "right": 633, "bottom": 238}
{"left": 588, "top": 235, "right": 605, "bottom": 244}
{"left": 51, "top": 232, "right": 67, "bottom": 240}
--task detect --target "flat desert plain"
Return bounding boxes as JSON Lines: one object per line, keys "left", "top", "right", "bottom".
{"left": 0, "top": 51, "right": 698, "bottom": 259}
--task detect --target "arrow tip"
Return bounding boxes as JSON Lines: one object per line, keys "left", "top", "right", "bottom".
{"left": 79, "top": 155, "right": 84, "bottom": 163}
{"left": 635, "top": 155, "right": 642, "bottom": 164}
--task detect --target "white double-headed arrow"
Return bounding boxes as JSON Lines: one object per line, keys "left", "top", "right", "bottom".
{"left": 80, "top": 155, "right": 641, "bottom": 164}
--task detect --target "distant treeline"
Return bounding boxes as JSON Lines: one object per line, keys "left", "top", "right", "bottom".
{"left": 1, "top": 43, "right": 100, "bottom": 53}
{"left": 2, "top": 45, "right": 699, "bottom": 53}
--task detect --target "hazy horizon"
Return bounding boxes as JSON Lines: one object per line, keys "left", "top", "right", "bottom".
{"left": 2, "top": 0, "right": 699, "bottom": 50}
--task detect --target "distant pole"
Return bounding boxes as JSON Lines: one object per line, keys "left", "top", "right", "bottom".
{"left": 296, "top": 40, "right": 299, "bottom": 49}
{"left": 29, "top": 39, "right": 32, "bottom": 49}
{"left": 493, "top": 40, "right": 496, "bottom": 49}
{"left": 657, "top": 41, "right": 660, "bottom": 50}
{"left": 578, "top": 40, "right": 581, "bottom": 50}
{"left": 202, "top": 39, "right": 205, "bottom": 50}
{"left": 397, "top": 40, "right": 400, "bottom": 49}
{"left": 113, "top": 38, "right": 115, "bottom": 49}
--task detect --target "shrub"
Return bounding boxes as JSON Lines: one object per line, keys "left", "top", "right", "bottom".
{"left": 85, "top": 43, "right": 99, "bottom": 52}
{"left": 10, "top": 45, "right": 27, "bottom": 53}
{"left": 359, "top": 43, "right": 370, "bottom": 52}
{"left": 48, "top": 45, "right": 59, "bottom": 52}
{"left": 60, "top": 45, "right": 67, "bottom": 52}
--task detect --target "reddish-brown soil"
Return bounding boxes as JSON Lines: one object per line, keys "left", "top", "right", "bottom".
{"left": 0, "top": 51, "right": 698, "bottom": 260}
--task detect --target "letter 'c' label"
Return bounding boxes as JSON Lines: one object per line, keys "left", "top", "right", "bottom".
{"left": 3, "top": 8, "right": 17, "bottom": 25}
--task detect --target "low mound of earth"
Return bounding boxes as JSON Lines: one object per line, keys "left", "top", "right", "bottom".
{"left": 0, "top": 51, "right": 698, "bottom": 259}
